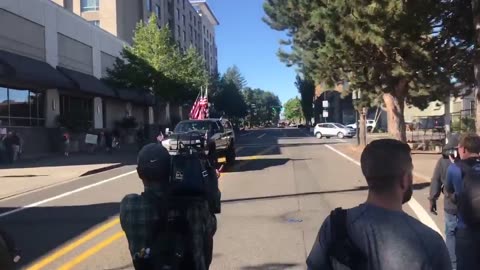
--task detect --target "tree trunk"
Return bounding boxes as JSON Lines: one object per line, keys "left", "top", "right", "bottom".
{"left": 359, "top": 107, "right": 367, "bottom": 146}
{"left": 473, "top": 1, "right": 480, "bottom": 134}
{"left": 383, "top": 91, "right": 407, "bottom": 142}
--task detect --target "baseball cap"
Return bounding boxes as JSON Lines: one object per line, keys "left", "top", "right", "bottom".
{"left": 137, "top": 143, "right": 171, "bottom": 178}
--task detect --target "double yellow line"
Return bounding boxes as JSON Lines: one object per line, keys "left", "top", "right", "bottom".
{"left": 27, "top": 145, "right": 274, "bottom": 270}
{"left": 27, "top": 218, "right": 122, "bottom": 270}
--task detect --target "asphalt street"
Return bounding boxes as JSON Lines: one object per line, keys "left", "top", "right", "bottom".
{"left": 0, "top": 128, "right": 447, "bottom": 270}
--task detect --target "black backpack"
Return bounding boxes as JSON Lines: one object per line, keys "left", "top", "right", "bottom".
{"left": 327, "top": 208, "right": 367, "bottom": 270}
{"left": 457, "top": 158, "right": 480, "bottom": 227}
{"left": 169, "top": 132, "right": 220, "bottom": 214}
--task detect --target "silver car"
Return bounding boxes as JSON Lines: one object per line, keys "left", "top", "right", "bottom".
{"left": 313, "top": 123, "right": 355, "bottom": 139}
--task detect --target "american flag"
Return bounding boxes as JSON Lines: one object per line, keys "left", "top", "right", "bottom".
{"left": 189, "top": 87, "right": 209, "bottom": 120}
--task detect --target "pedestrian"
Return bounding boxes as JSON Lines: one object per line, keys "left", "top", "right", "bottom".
{"left": 2, "top": 132, "right": 14, "bottom": 163}
{"left": 429, "top": 133, "right": 460, "bottom": 269}
{"left": 135, "top": 127, "right": 145, "bottom": 151}
{"left": 10, "top": 132, "right": 20, "bottom": 162}
{"left": 445, "top": 133, "right": 480, "bottom": 270}
{"left": 63, "top": 130, "right": 70, "bottom": 157}
{"left": 120, "top": 143, "right": 217, "bottom": 270}
{"left": 307, "top": 139, "right": 451, "bottom": 270}
{"left": 104, "top": 130, "right": 113, "bottom": 153}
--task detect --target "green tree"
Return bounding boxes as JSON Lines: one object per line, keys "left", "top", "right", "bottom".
{"left": 284, "top": 97, "right": 303, "bottom": 123}
{"left": 243, "top": 87, "right": 282, "bottom": 125}
{"left": 106, "top": 14, "right": 208, "bottom": 102}
{"left": 264, "top": 0, "right": 454, "bottom": 142}
{"left": 223, "top": 65, "right": 247, "bottom": 90}
{"left": 295, "top": 74, "right": 315, "bottom": 125}
{"left": 212, "top": 77, "right": 248, "bottom": 119}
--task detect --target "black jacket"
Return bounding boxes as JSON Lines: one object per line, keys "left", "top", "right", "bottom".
{"left": 429, "top": 157, "right": 457, "bottom": 214}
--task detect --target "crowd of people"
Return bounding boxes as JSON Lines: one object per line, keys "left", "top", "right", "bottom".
{"left": 2, "top": 128, "right": 480, "bottom": 269}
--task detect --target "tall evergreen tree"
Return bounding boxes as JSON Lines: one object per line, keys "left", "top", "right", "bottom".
{"left": 295, "top": 74, "right": 315, "bottom": 125}
{"left": 223, "top": 65, "right": 247, "bottom": 90}
{"left": 264, "top": 0, "right": 454, "bottom": 141}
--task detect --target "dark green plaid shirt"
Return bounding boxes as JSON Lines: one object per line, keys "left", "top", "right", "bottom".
{"left": 119, "top": 188, "right": 216, "bottom": 268}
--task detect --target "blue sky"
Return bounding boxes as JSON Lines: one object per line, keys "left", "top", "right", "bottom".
{"left": 208, "top": 0, "right": 298, "bottom": 104}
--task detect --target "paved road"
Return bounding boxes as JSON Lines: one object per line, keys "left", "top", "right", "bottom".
{"left": 0, "top": 128, "right": 446, "bottom": 270}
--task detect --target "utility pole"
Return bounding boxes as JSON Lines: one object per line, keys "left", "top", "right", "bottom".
{"left": 360, "top": 107, "right": 367, "bottom": 146}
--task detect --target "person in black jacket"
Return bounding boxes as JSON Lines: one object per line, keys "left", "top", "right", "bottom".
{"left": 429, "top": 133, "right": 460, "bottom": 270}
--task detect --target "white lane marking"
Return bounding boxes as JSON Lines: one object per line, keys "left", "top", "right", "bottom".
{"left": 257, "top": 133, "right": 266, "bottom": 139}
{"left": 0, "top": 170, "right": 136, "bottom": 219}
{"left": 240, "top": 132, "right": 253, "bottom": 137}
{"left": 324, "top": 144, "right": 443, "bottom": 237}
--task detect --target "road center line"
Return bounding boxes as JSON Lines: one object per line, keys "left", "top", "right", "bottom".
{"left": 57, "top": 231, "right": 125, "bottom": 270}
{"left": 257, "top": 133, "right": 266, "bottom": 139}
{"left": 0, "top": 170, "right": 136, "bottom": 219}
{"left": 324, "top": 144, "right": 443, "bottom": 237}
{"left": 26, "top": 218, "right": 120, "bottom": 270}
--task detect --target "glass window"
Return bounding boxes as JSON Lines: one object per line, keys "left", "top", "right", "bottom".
{"left": 0, "top": 87, "right": 7, "bottom": 117}
{"left": 194, "top": 17, "right": 196, "bottom": 26}
{"left": 177, "top": 25, "right": 181, "bottom": 39}
{"left": 0, "top": 87, "right": 45, "bottom": 127}
{"left": 9, "top": 89, "right": 29, "bottom": 118}
{"left": 146, "top": 0, "right": 152, "bottom": 12}
{"left": 183, "top": 15, "right": 186, "bottom": 26}
{"left": 155, "top": 4, "right": 161, "bottom": 18}
{"left": 183, "top": 30, "right": 186, "bottom": 43}
{"left": 177, "top": 8, "right": 180, "bottom": 19}
{"left": 81, "top": 0, "right": 99, "bottom": 12}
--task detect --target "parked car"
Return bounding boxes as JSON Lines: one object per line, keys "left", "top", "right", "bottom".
{"left": 346, "top": 119, "right": 377, "bottom": 132}
{"left": 162, "top": 118, "right": 236, "bottom": 165}
{"left": 314, "top": 123, "right": 355, "bottom": 139}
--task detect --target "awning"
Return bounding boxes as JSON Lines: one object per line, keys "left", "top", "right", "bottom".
{"left": 116, "top": 88, "right": 155, "bottom": 106}
{"left": 57, "top": 67, "right": 117, "bottom": 98}
{"left": 0, "top": 49, "right": 75, "bottom": 90}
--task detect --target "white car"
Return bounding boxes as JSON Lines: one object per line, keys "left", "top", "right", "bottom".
{"left": 314, "top": 123, "right": 355, "bottom": 139}
{"left": 346, "top": 119, "right": 376, "bottom": 131}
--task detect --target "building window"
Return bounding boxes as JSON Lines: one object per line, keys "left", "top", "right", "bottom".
{"left": 183, "top": 30, "right": 186, "bottom": 43}
{"left": 60, "top": 95, "right": 93, "bottom": 130}
{"left": 90, "top": 20, "right": 100, "bottom": 26}
{"left": 182, "top": 15, "right": 186, "bottom": 26}
{"left": 0, "top": 87, "right": 45, "bottom": 127}
{"left": 177, "top": 8, "right": 180, "bottom": 19}
{"left": 146, "top": 0, "right": 152, "bottom": 12}
{"left": 155, "top": 4, "right": 161, "bottom": 18}
{"left": 203, "top": 25, "right": 206, "bottom": 34}
{"left": 183, "top": 0, "right": 186, "bottom": 9}
{"left": 80, "top": 0, "right": 99, "bottom": 12}
{"left": 177, "top": 25, "right": 181, "bottom": 39}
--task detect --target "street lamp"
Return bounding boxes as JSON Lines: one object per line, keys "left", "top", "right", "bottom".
{"left": 352, "top": 90, "right": 363, "bottom": 145}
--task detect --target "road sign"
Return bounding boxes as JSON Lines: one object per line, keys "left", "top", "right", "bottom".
{"left": 323, "top": 110, "right": 329, "bottom": 117}
{"left": 322, "top": 100, "right": 329, "bottom": 108}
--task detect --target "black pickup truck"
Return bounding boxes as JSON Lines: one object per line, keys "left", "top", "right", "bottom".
{"left": 162, "top": 119, "right": 236, "bottom": 165}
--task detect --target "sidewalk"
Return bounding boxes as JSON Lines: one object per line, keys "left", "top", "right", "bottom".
{"left": 334, "top": 144, "right": 439, "bottom": 183}
{"left": 0, "top": 147, "right": 137, "bottom": 200}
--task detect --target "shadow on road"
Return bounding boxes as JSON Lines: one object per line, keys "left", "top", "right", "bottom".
{"left": 226, "top": 158, "right": 310, "bottom": 173}
{"left": 0, "top": 202, "right": 120, "bottom": 267}
{"left": 222, "top": 182, "right": 430, "bottom": 204}
{"left": 242, "top": 263, "right": 300, "bottom": 269}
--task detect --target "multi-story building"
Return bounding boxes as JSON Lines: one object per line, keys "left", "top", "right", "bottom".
{"left": 52, "top": 0, "right": 219, "bottom": 74}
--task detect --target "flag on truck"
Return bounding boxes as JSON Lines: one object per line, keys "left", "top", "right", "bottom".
{"left": 189, "top": 87, "right": 209, "bottom": 120}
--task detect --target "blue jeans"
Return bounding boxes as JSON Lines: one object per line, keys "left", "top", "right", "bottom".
{"left": 445, "top": 212, "right": 457, "bottom": 270}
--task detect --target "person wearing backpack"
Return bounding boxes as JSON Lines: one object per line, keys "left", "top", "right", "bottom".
{"left": 120, "top": 143, "right": 218, "bottom": 270}
{"left": 307, "top": 139, "right": 451, "bottom": 270}
{"left": 428, "top": 133, "right": 460, "bottom": 270}
{"left": 445, "top": 133, "right": 480, "bottom": 270}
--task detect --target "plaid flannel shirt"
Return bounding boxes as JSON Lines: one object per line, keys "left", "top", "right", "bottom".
{"left": 119, "top": 188, "right": 216, "bottom": 268}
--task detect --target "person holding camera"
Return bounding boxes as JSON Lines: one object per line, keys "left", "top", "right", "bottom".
{"left": 120, "top": 142, "right": 218, "bottom": 270}
{"left": 429, "top": 133, "right": 460, "bottom": 270}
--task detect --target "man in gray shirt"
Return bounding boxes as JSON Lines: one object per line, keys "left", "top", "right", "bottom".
{"left": 307, "top": 139, "right": 451, "bottom": 270}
